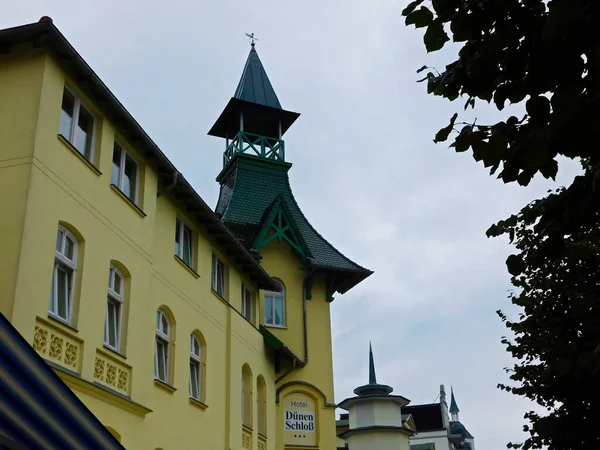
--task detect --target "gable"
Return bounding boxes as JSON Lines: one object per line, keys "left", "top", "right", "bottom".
{"left": 253, "top": 197, "right": 310, "bottom": 260}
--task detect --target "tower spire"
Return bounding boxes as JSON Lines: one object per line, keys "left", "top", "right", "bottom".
{"left": 352, "top": 343, "right": 392, "bottom": 396}
{"left": 369, "top": 342, "right": 377, "bottom": 385}
{"left": 449, "top": 386, "right": 460, "bottom": 422}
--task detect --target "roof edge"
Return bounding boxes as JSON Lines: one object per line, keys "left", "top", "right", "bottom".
{"left": 0, "top": 20, "right": 277, "bottom": 291}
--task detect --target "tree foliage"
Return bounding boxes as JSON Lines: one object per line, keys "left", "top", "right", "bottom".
{"left": 403, "top": 0, "right": 600, "bottom": 448}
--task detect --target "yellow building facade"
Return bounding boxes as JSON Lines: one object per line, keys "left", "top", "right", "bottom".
{"left": 0, "top": 18, "right": 371, "bottom": 450}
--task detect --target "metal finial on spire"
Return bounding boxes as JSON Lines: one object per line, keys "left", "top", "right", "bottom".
{"left": 245, "top": 32, "right": 258, "bottom": 47}
{"left": 369, "top": 342, "right": 377, "bottom": 385}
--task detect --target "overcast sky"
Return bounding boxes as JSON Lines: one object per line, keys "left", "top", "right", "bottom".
{"left": 3, "top": 2, "right": 581, "bottom": 448}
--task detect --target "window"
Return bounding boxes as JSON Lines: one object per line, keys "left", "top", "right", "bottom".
{"left": 155, "top": 309, "right": 170, "bottom": 383}
{"left": 242, "top": 364, "right": 252, "bottom": 427}
{"left": 189, "top": 334, "right": 202, "bottom": 401}
{"left": 111, "top": 142, "right": 139, "bottom": 203}
{"left": 264, "top": 281, "right": 285, "bottom": 327}
{"left": 104, "top": 265, "right": 124, "bottom": 351}
{"left": 50, "top": 227, "right": 78, "bottom": 324}
{"left": 242, "top": 285, "right": 253, "bottom": 323}
{"left": 257, "top": 376, "right": 267, "bottom": 436}
{"left": 59, "top": 87, "right": 96, "bottom": 161}
{"left": 175, "top": 218, "right": 194, "bottom": 267}
{"left": 211, "top": 255, "right": 226, "bottom": 298}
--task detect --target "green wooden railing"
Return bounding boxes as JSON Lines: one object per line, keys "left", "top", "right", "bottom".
{"left": 223, "top": 131, "right": 285, "bottom": 166}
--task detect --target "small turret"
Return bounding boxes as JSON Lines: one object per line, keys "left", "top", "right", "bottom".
{"left": 450, "top": 386, "right": 460, "bottom": 422}
{"left": 337, "top": 344, "right": 413, "bottom": 450}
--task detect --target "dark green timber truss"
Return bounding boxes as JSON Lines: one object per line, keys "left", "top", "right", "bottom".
{"left": 254, "top": 198, "right": 309, "bottom": 259}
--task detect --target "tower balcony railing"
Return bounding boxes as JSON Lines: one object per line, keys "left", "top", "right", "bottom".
{"left": 223, "top": 131, "right": 285, "bottom": 167}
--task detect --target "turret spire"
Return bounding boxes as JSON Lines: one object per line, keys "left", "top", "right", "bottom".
{"left": 352, "top": 343, "right": 393, "bottom": 396}
{"left": 234, "top": 44, "right": 281, "bottom": 109}
{"left": 208, "top": 41, "right": 300, "bottom": 168}
{"left": 449, "top": 386, "right": 460, "bottom": 422}
{"left": 369, "top": 342, "right": 377, "bottom": 385}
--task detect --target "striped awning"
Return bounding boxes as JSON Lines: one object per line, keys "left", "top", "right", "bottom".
{"left": 0, "top": 314, "right": 125, "bottom": 450}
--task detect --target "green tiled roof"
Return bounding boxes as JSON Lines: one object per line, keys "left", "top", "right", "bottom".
{"left": 234, "top": 46, "right": 282, "bottom": 109}
{"left": 216, "top": 155, "right": 372, "bottom": 294}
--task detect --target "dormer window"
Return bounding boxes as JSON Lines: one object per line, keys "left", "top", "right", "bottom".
{"left": 264, "top": 280, "right": 285, "bottom": 327}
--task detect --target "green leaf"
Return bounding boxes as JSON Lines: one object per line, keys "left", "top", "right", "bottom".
{"left": 401, "top": 0, "right": 425, "bottom": 16}
{"left": 434, "top": 113, "right": 458, "bottom": 143}
{"left": 506, "top": 254, "right": 525, "bottom": 276}
{"left": 450, "top": 13, "right": 477, "bottom": 42}
{"left": 452, "top": 125, "right": 473, "bottom": 152}
{"left": 539, "top": 159, "right": 558, "bottom": 180}
{"left": 416, "top": 65, "right": 428, "bottom": 73}
{"left": 424, "top": 19, "right": 450, "bottom": 52}
{"left": 526, "top": 96, "right": 551, "bottom": 120}
{"left": 406, "top": 6, "right": 434, "bottom": 28}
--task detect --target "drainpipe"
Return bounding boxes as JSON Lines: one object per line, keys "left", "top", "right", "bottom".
{"left": 275, "top": 271, "right": 312, "bottom": 383}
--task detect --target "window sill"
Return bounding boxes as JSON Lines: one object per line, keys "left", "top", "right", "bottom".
{"left": 57, "top": 134, "right": 102, "bottom": 176}
{"left": 110, "top": 184, "right": 146, "bottom": 217}
{"left": 102, "top": 344, "right": 127, "bottom": 360}
{"left": 154, "top": 378, "right": 176, "bottom": 394}
{"left": 264, "top": 323, "right": 287, "bottom": 330}
{"left": 174, "top": 255, "right": 200, "bottom": 278}
{"left": 211, "top": 289, "right": 228, "bottom": 305}
{"left": 243, "top": 425, "right": 253, "bottom": 433}
{"left": 258, "top": 432, "right": 267, "bottom": 440}
{"left": 189, "top": 397, "right": 208, "bottom": 410}
{"left": 47, "top": 313, "right": 79, "bottom": 333}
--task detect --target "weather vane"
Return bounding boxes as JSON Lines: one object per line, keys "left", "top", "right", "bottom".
{"left": 245, "top": 32, "right": 258, "bottom": 47}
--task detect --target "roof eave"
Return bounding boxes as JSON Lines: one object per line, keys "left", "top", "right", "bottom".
{"left": 338, "top": 394, "right": 411, "bottom": 411}
{"left": 337, "top": 425, "right": 415, "bottom": 440}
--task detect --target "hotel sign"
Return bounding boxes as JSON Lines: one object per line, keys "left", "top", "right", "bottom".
{"left": 283, "top": 392, "right": 317, "bottom": 446}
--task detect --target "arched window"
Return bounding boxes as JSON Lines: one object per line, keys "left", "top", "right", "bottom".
{"left": 104, "top": 265, "right": 124, "bottom": 351}
{"left": 242, "top": 364, "right": 253, "bottom": 427}
{"left": 189, "top": 333, "right": 203, "bottom": 401}
{"left": 264, "top": 280, "right": 285, "bottom": 327}
{"left": 155, "top": 309, "right": 171, "bottom": 383}
{"left": 50, "top": 226, "right": 78, "bottom": 324}
{"left": 257, "top": 375, "right": 267, "bottom": 436}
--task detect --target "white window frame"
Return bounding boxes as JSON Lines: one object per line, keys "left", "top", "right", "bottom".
{"left": 111, "top": 141, "right": 140, "bottom": 204}
{"left": 189, "top": 334, "right": 202, "bottom": 401}
{"left": 264, "top": 281, "right": 285, "bottom": 328}
{"left": 175, "top": 218, "right": 194, "bottom": 267}
{"left": 104, "top": 265, "right": 124, "bottom": 352}
{"left": 59, "top": 86, "right": 97, "bottom": 162}
{"left": 211, "top": 255, "right": 226, "bottom": 298}
{"left": 49, "top": 227, "right": 78, "bottom": 325}
{"left": 154, "top": 309, "right": 170, "bottom": 383}
{"left": 241, "top": 285, "right": 253, "bottom": 323}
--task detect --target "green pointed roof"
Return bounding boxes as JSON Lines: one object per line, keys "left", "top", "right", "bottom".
{"left": 215, "top": 156, "right": 372, "bottom": 295}
{"left": 234, "top": 45, "right": 282, "bottom": 109}
{"left": 449, "top": 387, "right": 460, "bottom": 413}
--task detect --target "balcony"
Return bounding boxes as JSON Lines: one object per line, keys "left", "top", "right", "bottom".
{"left": 223, "top": 131, "right": 285, "bottom": 166}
